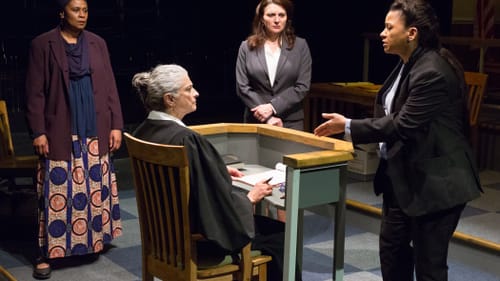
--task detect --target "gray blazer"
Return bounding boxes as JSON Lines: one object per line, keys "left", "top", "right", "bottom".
{"left": 235, "top": 37, "right": 312, "bottom": 129}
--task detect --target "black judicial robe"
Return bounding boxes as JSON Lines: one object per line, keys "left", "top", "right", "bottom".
{"left": 132, "top": 119, "right": 255, "bottom": 253}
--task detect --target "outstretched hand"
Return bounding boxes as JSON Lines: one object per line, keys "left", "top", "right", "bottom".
{"left": 314, "top": 113, "right": 347, "bottom": 137}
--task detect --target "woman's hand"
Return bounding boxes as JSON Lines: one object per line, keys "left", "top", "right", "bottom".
{"left": 251, "top": 103, "right": 274, "bottom": 122}
{"left": 33, "top": 134, "right": 49, "bottom": 157}
{"left": 227, "top": 166, "right": 244, "bottom": 178}
{"left": 247, "top": 179, "right": 275, "bottom": 204}
{"left": 266, "top": 116, "right": 283, "bottom": 127}
{"left": 109, "top": 129, "right": 122, "bottom": 152}
{"left": 314, "top": 113, "right": 346, "bottom": 137}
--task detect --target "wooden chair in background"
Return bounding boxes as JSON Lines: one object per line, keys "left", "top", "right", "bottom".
{"left": 464, "top": 71, "right": 488, "bottom": 161}
{"left": 465, "top": 71, "right": 488, "bottom": 131}
{"left": 0, "top": 100, "right": 38, "bottom": 190}
{"left": 0, "top": 265, "right": 16, "bottom": 281}
{"left": 123, "top": 132, "right": 272, "bottom": 281}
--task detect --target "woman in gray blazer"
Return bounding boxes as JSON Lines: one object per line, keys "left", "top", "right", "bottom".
{"left": 314, "top": 1, "right": 481, "bottom": 280}
{"left": 235, "top": 0, "right": 312, "bottom": 131}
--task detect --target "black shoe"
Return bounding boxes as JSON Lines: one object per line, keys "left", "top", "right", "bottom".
{"left": 33, "top": 257, "right": 51, "bottom": 280}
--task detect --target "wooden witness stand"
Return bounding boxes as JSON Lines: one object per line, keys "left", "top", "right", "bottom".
{"left": 189, "top": 123, "right": 353, "bottom": 281}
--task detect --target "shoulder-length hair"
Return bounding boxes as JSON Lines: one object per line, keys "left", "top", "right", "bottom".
{"left": 247, "top": 0, "right": 296, "bottom": 50}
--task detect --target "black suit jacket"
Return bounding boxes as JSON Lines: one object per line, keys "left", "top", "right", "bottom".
{"left": 351, "top": 47, "right": 482, "bottom": 216}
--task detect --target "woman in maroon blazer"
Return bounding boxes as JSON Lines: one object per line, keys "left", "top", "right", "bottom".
{"left": 25, "top": 0, "right": 124, "bottom": 279}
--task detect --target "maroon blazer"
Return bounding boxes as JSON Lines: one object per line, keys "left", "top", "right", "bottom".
{"left": 25, "top": 26, "right": 123, "bottom": 161}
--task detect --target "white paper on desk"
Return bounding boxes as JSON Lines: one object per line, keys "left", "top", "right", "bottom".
{"left": 234, "top": 163, "right": 286, "bottom": 186}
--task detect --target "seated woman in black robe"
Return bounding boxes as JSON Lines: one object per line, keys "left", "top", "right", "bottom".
{"left": 131, "top": 64, "right": 301, "bottom": 281}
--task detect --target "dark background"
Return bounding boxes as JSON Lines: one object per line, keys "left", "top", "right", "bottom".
{"left": 0, "top": 0, "right": 453, "bottom": 127}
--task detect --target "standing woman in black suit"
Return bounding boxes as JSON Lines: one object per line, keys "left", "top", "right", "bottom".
{"left": 314, "top": 1, "right": 482, "bottom": 280}
{"left": 235, "top": 0, "right": 312, "bottom": 131}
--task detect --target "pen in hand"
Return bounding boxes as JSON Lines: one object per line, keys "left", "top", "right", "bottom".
{"left": 263, "top": 177, "right": 273, "bottom": 184}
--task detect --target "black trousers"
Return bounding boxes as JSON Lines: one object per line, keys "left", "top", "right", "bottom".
{"left": 380, "top": 192, "right": 465, "bottom": 281}
{"left": 252, "top": 214, "right": 302, "bottom": 281}
{"left": 198, "top": 215, "right": 301, "bottom": 281}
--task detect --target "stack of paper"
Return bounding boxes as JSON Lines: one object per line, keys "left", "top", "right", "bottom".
{"left": 233, "top": 163, "right": 285, "bottom": 186}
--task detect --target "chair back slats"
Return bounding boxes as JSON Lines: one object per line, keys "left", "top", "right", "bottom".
{"left": 464, "top": 71, "right": 488, "bottom": 127}
{"left": 0, "top": 100, "right": 38, "bottom": 190}
{"left": 0, "top": 100, "right": 15, "bottom": 160}
{"left": 165, "top": 166, "right": 184, "bottom": 268}
{"left": 124, "top": 133, "right": 193, "bottom": 279}
{"left": 145, "top": 161, "right": 163, "bottom": 261}
{"left": 163, "top": 166, "right": 176, "bottom": 266}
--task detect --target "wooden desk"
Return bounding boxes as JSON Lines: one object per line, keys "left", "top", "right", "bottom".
{"left": 190, "top": 123, "right": 353, "bottom": 281}
{"left": 304, "top": 83, "right": 379, "bottom": 132}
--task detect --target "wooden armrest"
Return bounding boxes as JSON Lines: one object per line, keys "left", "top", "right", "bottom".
{"left": 191, "top": 233, "right": 205, "bottom": 241}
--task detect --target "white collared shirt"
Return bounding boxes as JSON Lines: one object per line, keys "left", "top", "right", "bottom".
{"left": 379, "top": 65, "right": 404, "bottom": 158}
{"left": 344, "top": 65, "right": 404, "bottom": 159}
{"left": 384, "top": 65, "right": 404, "bottom": 115}
{"left": 147, "top": 110, "right": 186, "bottom": 127}
{"left": 264, "top": 41, "right": 281, "bottom": 87}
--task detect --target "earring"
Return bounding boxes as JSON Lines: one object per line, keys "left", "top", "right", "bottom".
{"left": 406, "top": 38, "right": 410, "bottom": 43}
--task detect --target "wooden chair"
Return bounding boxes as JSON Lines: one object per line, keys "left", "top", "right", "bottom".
{"left": 0, "top": 100, "right": 38, "bottom": 190}
{"left": 123, "top": 132, "right": 272, "bottom": 281}
{"left": 0, "top": 265, "right": 16, "bottom": 281}
{"left": 464, "top": 71, "right": 488, "bottom": 158}
{"left": 465, "top": 71, "right": 488, "bottom": 129}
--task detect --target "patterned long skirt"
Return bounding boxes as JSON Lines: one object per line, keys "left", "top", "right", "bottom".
{"left": 36, "top": 136, "right": 122, "bottom": 258}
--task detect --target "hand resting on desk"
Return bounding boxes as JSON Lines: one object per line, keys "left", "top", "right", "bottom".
{"left": 244, "top": 179, "right": 276, "bottom": 204}
{"left": 230, "top": 168, "right": 277, "bottom": 204}
{"left": 227, "top": 166, "right": 244, "bottom": 177}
